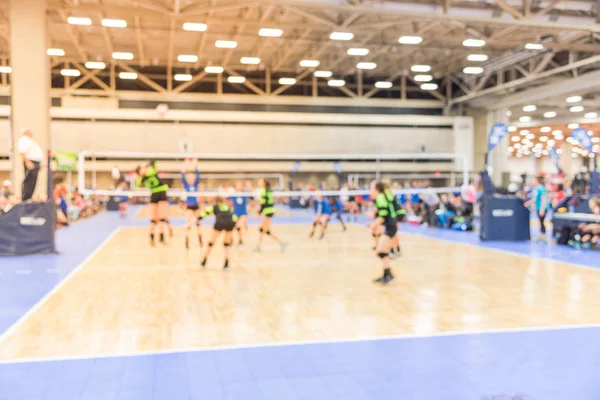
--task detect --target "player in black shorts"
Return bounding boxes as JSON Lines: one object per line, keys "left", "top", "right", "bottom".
{"left": 254, "top": 179, "right": 287, "bottom": 252}
{"left": 371, "top": 181, "right": 397, "bottom": 284}
{"left": 199, "top": 197, "right": 237, "bottom": 269}
{"left": 135, "top": 160, "right": 171, "bottom": 246}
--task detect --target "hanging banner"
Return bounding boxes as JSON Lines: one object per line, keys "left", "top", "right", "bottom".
{"left": 54, "top": 151, "right": 78, "bottom": 172}
{"left": 488, "top": 123, "right": 509, "bottom": 152}
{"left": 570, "top": 128, "right": 593, "bottom": 152}
{"left": 333, "top": 162, "right": 342, "bottom": 175}
{"left": 291, "top": 161, "right": 302, "bottom": 174}
{"left": 549, "top": 146, "right": 561, "bottom": 173}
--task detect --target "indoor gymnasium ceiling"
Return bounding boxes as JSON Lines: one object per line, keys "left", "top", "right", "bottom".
{"left": 2, "top": 0, "right": 600, "bottom": 105}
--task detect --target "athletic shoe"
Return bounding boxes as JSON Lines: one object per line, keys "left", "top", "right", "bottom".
{"left": 373, "top": 275, "right": 386, "bottom": 284}
{"left": 223, "top": 260, "right": 229, "bottom": 270}
{"left": 281, "top": 242, "right": 289, "bottom": 253}
{"left": 185, "top": 237, "right": 189, "bottom": 250}
{"left": 381, "top": 275, "right": 395, "bottom": 284}
{"left": 201, "top": 258, "right": 207, "bottom": 268}
{"left": 252, "top": 246, "right": 262, "bottom": 253}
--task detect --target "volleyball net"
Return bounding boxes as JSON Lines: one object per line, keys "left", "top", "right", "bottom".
{"left": 74, "top": 151, "right": 471, "bottom": 199}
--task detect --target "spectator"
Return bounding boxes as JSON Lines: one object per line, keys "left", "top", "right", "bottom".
{"left": 461, "top": 179, "right": 477, "bottom": 205}
{"left": 18, "top": 128, "right": 43, "bottom": 201}
{"left": 0, "top": 180, "right": 12, "bottom": 197}
{"left": 527, "top": 175, "right": 551, "bottom": 241}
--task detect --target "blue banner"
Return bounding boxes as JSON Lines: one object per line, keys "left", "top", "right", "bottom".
{"left": 570, "top": 128, "right": 593, "bottom": 152}
{"left": 488, "top": 123, "right": 509, "bottom": 152}
{"left": 291, "top": 161, "right": 302, "bottom": 174}
{"left": 549, "top": 146, "right": 561, "bottom": 173}
{"left": 333, "top": 162, "right": 342, "bottom": 175}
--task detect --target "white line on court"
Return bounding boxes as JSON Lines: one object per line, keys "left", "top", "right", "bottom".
{"left": 0, "top": 227, "right": 123, "bottom": 347}
{"left": 395, "top": 227, "right": 600, "bottom": 273}
{"left": 2, "top": 322, "right": 600, "bottom": 365}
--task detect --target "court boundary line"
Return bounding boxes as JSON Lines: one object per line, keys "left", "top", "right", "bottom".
{"left": 394, "top": 226, "right": 600, "bottom": 273}
{"left": 0, "top": 227, "right": 123, "bottom": 346}
{"left": 1, "top": 322, "right": 600, "bottom": 365}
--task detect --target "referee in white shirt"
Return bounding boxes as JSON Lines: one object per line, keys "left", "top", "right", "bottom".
{"left": 17, "top": 129, "right": 43, "bottom": 201}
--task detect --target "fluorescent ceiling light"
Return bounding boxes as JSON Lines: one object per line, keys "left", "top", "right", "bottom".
{"left": 540, "top": 136, "right": 548, "bottom": 142}
{"left": 508, "top": 147, "right": 514, "bottom": 152}
{"left": 420, "top": 83, "right": 438, "bottom": 90}
{"left": 375, "top": 81, "right": 393, "bottom": 89}
{"left": 47, "top": 48, "right": 65, "bottom": 56}
{"left": 85, "top": 61, "right": 105, "bottom": 69}
{"left": 178, "top": 54, "right": 198, "bottom": 63}
{"left": 240, "top": 57, "right": 261, "bottom": 65}
{"left": 552, "top": 130, "right": 562, "bottom": 135}
{"left": 462, "top": 39, "right": 486, "bottom": 47}
{"left": 519, "top": 116, "right": 531, "bottom": 122}
{"left": 411, "top": 64, "right": 431, "bottom": 72}
{"left": 183, "top": 22, "right": 207, "bottom": 32}
{"left": 414, "top": 74, "right": 433, "bottom": 82}
{"left": 102, "top": 19, "right": 127, "bottom": 28}
{"left": 570, "top": 106, "right": 584, "bottom": 112}
{"left": 328, "top": 79, "right": 346, "bottom": 87}
{"left": 520, "top": 130, "right": 529, "bottom": 136}
{"left": 112, "top": 52, "right": 134, "bottom": 60}
{"left": 543, "top": 111, "right": 557, "bottom": 118}
{"left": 525, "top": 43, "right": 544, "bottom": 50}
{"left": 506, "top": 111, "right": 512, "bottom": 116}
{"left": 585, "top": 112, "right": 598, "bottom": 118}
{"left": 567, "top": 96, "right": 582, "bottom": 103}
{"left": 60, "top": 69, "right": 81, "bottom": 77}
{"left": 299, "top": 60, "right": 320, "bottom": 68}
{"left": 215, "top": 40, "right": 237, "bottom": 48}
{"left": 330, "top": 32, "right": 354, "bottom": 41}
{"left": 119, "top": 72, "right": 137, "bottom": 80}
{"left": 526, "top": 134, "right": 535, "bottom": 140}
{"left": 508, "top": 126, "right": 517, "bottom": 132}
{"left": 259, "top": 28, "right": 283, "bottom": 37}
{"left": 67, "top": 17, "right": 92, "bottom": 26}
{"left": 314, "top": 70, "right": 333, "bottom": 78}
{"left": 357, "top": 62, "right": 376, "bottom": 70}
{"left": 511, "top": 136, "right": 520, "bottom": 142}
{"left": 463, "top": 66, "right": 484, "bottom": 74}
{"left": 568, "top": 123, "right": 579, "bottom": 129}
{"left": 540, "top": 126, "right": 551, "bottom": 133}
{"left": 467, "top": 54, "right": 488, "bottom": 62}
{"left": 174, "top": 74, "right": 192, "bottom": 82}
{"left": 522, "top": 105, "right": 536, "bottom": 112}
{"left": 205, "top": 66, "right": 224, "bottom": 73}
{"left": 279, "top": 77, "right": 296, "bottom": 85}
{"left": 347, "top": 48, "right": 369, "bottom": 56}
{"left": 398, "top": 35, "right": 422, "bottom": 44}
{"left": 514, "top": 144, "right": 521, "bottom": 149}
{"left": 0, "top": 66, "right": 12, "bottom": 73}
{"left": 228, "top": 76, "right": 246, "bottom": 83}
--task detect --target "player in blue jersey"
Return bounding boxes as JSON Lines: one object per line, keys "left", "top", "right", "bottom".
{"left": 309, "top": 194, "right": 331, "bottom": 240}
{"left": 181, "top": 159, "right": 202, "bottom": 249}
{"left": 229, "top": 181, "right": 249, "bottom": 246}
{"left": 328, "top": 196, "right": 347, "bottom": 232}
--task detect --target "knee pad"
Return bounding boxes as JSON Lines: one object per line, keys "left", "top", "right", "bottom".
{"left": 160, "top": 218, "right": 168, "bottom": 223}
{"left": 312, "top": 222, "right": 318, "bottom": 227}
{"left": 224, "top": 242, "right": 231, "bottom": 247}
{"left": 237, "top": 227, "right": 241, "bottom": 232}
{"left": 208, "top": 242, "right": 214, "bottom": 248}
{"left": 377, "top": 252, "right": 388, "bottom": 259}
{"left": 150, "top": 220, "right": 158, "bottom": 225}
{"left": 259, "top": 228, "right": 264, "bottom": 233}
{"left": 266, "top": 231, "right": 271, "bottom": 236}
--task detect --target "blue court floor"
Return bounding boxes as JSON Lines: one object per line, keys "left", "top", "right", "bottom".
{"left": 1, "top": 208, "right": 599, "bottom": 399}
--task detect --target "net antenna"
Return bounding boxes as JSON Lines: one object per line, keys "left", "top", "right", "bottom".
{"left": 77, "top": 151, "right": 469, "bottom": 197}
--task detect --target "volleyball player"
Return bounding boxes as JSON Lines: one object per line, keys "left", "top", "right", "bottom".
{"left": 371, "top": 181, "right": 397, "bottom": 284}
{"left": 229, "top": 181, "right": 249, "bottom": 246}
{"left": 329, "top": 196, "right": 347, "bottom": 232}
{"left": 309, "top": 194, "right": 331, "bottom": 239}
{"left": 136, "top": 160, "right": 170, "bottom": 246}
{"left": 199, "top": 197, "right": 237, "bottom": 269}
{"left": 181, "top": 159, "right": 202, "bottom": 249}
{"left": 346, "top": 183, "right": 359, "bottom": 222}
{"left": 385, "top": 183, "right": 403, "bottom": 257}
{"left": 253, "top": 179, "right": 287, "bottom": 252}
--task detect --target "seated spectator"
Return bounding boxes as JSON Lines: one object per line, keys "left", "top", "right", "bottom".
{"left": 53, "top": 179, "right": 69, "bottom": 227}
{"left": 553, "top": 184, "right": 567, "bottom": 208}
{"left": 1, "top": 180, "right": 12, "bottom": 197}
{"left": 566, "top": 198, "right": 600, "bottom": 250}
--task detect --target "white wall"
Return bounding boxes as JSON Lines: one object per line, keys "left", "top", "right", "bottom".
{"left": 507, "top": 156, "right": 584, "bottom": 180}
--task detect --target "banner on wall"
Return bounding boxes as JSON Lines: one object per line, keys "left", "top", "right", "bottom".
{"left": 54, "top": 151, "right": 78, "bottom": 172}
{"left": 487, "top": 123, "right": 509, "bottom": 152}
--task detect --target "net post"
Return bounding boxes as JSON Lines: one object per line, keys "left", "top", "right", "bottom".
{"left": 77, "top": 151, "right": 86, "bottom": 195}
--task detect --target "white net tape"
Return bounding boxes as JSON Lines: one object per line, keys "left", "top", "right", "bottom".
{"left": 77, "top": 151, "right": 470, "bottom": 198}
